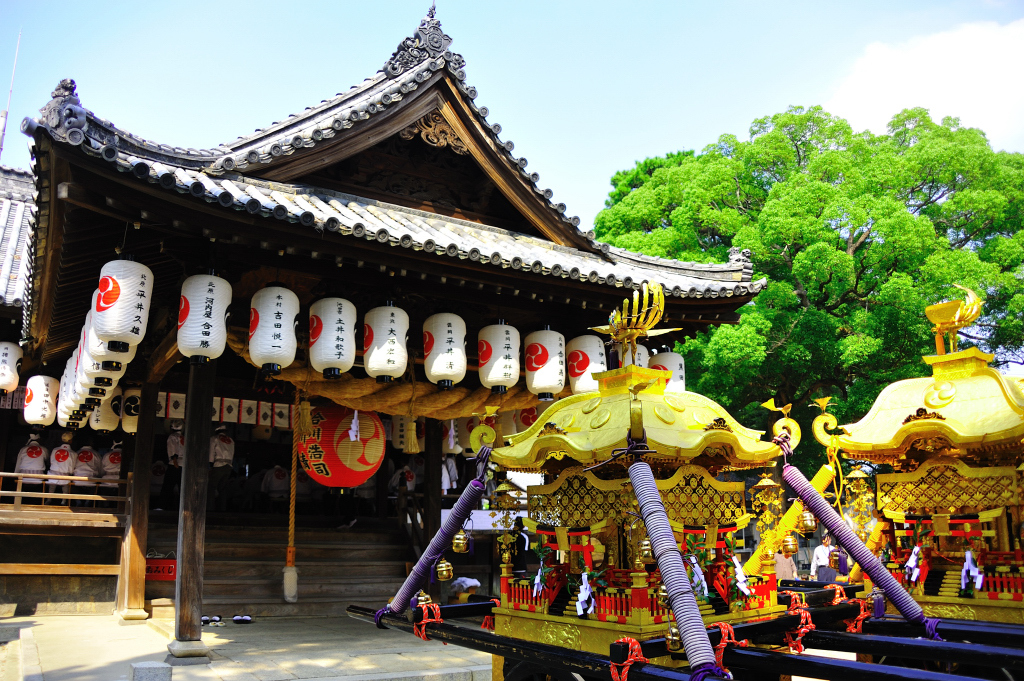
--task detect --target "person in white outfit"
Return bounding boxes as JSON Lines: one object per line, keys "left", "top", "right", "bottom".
{"left": 809, "top": 531, "right": 832, "bottom": 580}
{"left": 14, "top": 433, "right": 48, "bottom": 504}
{"left": 162, "top": 420, "right": 185, "bottom": 511}
{"left": 46, "top": 432, "right": 78, "bottom": 505}
{"left": 99, "top": 440, "right": 123, "bottom": 506}
{"left": 208, "top": 424, "right": 235, "bottom": 512}
{"left": 441, "top": 453, "right": 459, "bottom": 495}
{"left": 262, "top": 464, "right": 290, "bottom": 512}
{"left": 72, "top": 438, "right": 101, "bottom": 507}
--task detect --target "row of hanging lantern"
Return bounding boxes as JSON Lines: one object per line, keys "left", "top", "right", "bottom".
{"left": 246, "top": 289, "right": 686, "bottom": 399}
{"left": 28, "top": 259, "right": 156, "bottom": 431}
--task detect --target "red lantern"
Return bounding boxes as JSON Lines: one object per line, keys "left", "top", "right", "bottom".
{"left": 298, "top": 405, "right": 386, "bottom": 487}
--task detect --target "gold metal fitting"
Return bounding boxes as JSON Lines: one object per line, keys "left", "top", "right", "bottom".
{"left": 657, "top": 584, "right": 670, "bottom": 608}
{"left": 452, "top": 529, "right": 470, "bottom": 554}
{"left": 666, "top": 624, "right": 683, "bottom": 652}
{"left": 436, "top": 559, "right": 454, "bottom": 581}
{"left": 781, "top": 533, "right": 799, "bottom": 556}
{"left": 638, "top": 538, "right": 654, "bottom": 562}
{"left": 798, "top": 509, "right": 817, "bottom": 536}
{"left": 416, "top": 590, "right": 432, "bottom": 606}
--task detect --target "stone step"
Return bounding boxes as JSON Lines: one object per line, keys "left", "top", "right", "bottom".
{"left": 146, "top": 597, "right": 384, "bottom": 619}
{"left": 147, "top": 542, "right": 410, "bottom": 562}
{"left": 145, "top": 576, "right": 406, "bottom": 600}
{"left": 203, "top": 559, "right": 409, "bottom": 579}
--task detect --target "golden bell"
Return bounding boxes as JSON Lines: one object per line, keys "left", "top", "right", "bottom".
{"left": 452, "top": 529, "right": 470, "bottom": 554}
{"left": 416, "top": 590, "right": 432, "bottom": 606}
{"left": 638, "top": 538, "right": 654, "bottom": 562}
{"left": 781, "top": 533, "right": 799, "bottom": 556}
{"left": 436, "top": 559, "right": 454, "bottom": 581}
{"left": 657, "top": 584, "right": 670, "bottom": 608}
{"left": 828, "top": 550, "right": 840, "bottom": 570}
{"left": 666, "top": 624, "right": 683, "bottom": 652}
{"left": 501, "top": 550, "right": 512, "bottom": 565}
{"left": 798, "top": 509, "right": 818, "bottom": 535}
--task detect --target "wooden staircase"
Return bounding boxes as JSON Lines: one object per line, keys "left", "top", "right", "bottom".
{"left": 144, "top": 521, "right": 413, "bottom": 617}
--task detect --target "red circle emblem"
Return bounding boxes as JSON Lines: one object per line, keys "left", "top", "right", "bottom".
{"left": 248, "top": 308, "right": 259, "bottom": 339}
{"left": 478, "top": 339, "right": 492, "bottom": 366}
{"left": 178, "top": 296, "right": 190, "bottom": 329}
{"left": 567, "top": 349, "right": 590, "bottom": 378}
{"left": 309, "top": 315, "right": 323, "bottom": 347}
{"left": 78, "top": 451, "right": 93, "bottom": 463}
{"left": 24, "top": 387, "right": 33, "bottom": 404}
{"left": 274, "top": 468, "right": 286, "bottom": 480}
{"left": 96, "top": 276, "right": 121, "bottom": 312}
{"left": 363, "top": 323, "right": 374, "bottom": 351}
{"left": 109, "top": 453, "right": 121, "bottom": 465}
{"left": 423, "top": 331, "right": 434, "bottom": 356}
{"left": 297, "top": 406, "right": 386, "bottom": 487}
{"left": 525, "top": 343, "right": 549, "bottom": 372}
{"left": 55, "top": 450, "right": 69, "bottom": 463}
{"left": 650, "top": 364, "right": 669, "bottom": 373}
{"left": 26, "top": 444, "right": 42, "bottom": 458}
{"left": 219, "top": 435, "right": 231, "bottom": 444}
{"left": 519, "top": 407, "right": 538, "bottom": 427}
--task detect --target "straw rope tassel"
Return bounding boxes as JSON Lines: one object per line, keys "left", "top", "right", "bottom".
{"left": 283, "top": 392, "right": 313, "bottom": 603}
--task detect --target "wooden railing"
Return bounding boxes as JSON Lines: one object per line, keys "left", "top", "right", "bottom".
{"left": 0, "top": 471, "right": 131, "bottom": 513}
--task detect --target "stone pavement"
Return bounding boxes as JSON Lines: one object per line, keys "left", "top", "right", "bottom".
{"left": 0, "top": 615, "right": 491, "bottom": 681}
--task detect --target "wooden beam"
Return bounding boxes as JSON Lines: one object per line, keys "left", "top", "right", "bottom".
{"left": 118, "top": 382, "right": 159, "bottom": 620}
{"left": 147, "top": 328, "right": 182, "bottom": 383}
{"left": 0, "top": 563, "right": 120, "bottom": 575}
{"left": 57, "top": 182, "right": 134, "bottom": 222}
{"left": 172, "top": 359, "right": 216, "bottom": 654}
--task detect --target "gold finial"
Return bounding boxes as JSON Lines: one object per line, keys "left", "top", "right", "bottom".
{"left": 812, "top": 396, "right": 833, "bottom": 414}
{"left": 589, "top": 281, "right": 681, "bottom": 361}
{"left": 926, "top": 285, "right": 983, "bottom": 355}
{"left": 761, "top": 398, "right": 792, "bottom": 419}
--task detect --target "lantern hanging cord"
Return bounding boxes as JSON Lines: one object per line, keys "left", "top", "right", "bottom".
{"left": 115, "top": 220, "right": 131, "bottom": 256}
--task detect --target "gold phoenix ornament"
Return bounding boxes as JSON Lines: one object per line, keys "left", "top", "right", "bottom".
{"left": 926, "top": 285, "right": 983, "bottom": 355}
{"left": 590, "top": 281, "right": 680, "bottom": 361}
{"left": 751, "top": 473, "right": 782, "bottom": 537}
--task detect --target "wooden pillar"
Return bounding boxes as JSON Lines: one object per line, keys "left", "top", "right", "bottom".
{"left": 117, "top": 381, "right": 158, "bottom": 620}
{"left": 168, "top": 359, "right": 216, "bottom": 659}
{"left": 376, "top": 453, "right": 389, "bottom": 520}
{"left": 423, "top": 419, "right": 443, "bottom": 541}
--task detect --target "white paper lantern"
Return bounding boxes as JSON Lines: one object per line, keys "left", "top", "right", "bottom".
{"left": 121, "top": 388, "right": 142, "bottom": 434}
{"left": 0, "top": 342, "right": 22, "bottom": 393}
{"left": 91, "top": 259, "right": 154, "bottom": 352}
{"left": 621, "top": 343, "right": 650, "bottom": 369}
{"left": 89, "top": 386, "right": 122, "bottom": 432}
{"left": 249, "top": 286, "right": 300, "bottom": 374}
{"left": 79, "top": 342, "right": 134, "bottom": 387}
{"left": 178, "top": 274, "right": 232, "bottom": 363}
{"left": 364, "top": 304, "right": 408, "bottom": 383}
{"left": 524, "top": 329, "right": 565, "bottom": 400}
{"left": 514, "top": 407, "right": 540, "bottom": 432}
{"left": 308, "top": 297, "right": 356, "bottom": 379}
{"left": 423, "top": 313, "right": 467, "bottom": 389}
{"left": 478, "top": 323, "right": 520, "bottom": 394}
{"left": 23, "top": 375, "right": 58, "bottom": 426}
{"left": 649, "top": 352, "right": 686, "bottom": 393}
{"left": 456, "top": 416, "right": 478, "bottom": 451}
{"left": 565, "top": 335, "right": 606, "bottom": 394}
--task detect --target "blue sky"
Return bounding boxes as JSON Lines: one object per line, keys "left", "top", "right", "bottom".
{"left": 1, "top": 1, "right": 1022, "bottom": 229}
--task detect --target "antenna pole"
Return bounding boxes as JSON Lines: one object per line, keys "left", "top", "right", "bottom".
{"left": 0, "top": 30, "right": 23, "bottom": 164}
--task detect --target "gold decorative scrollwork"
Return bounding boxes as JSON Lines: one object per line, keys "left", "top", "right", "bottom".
{"left": 399, "top": 111, "right": 469, "bottom": 155}
{"left": 903, "top": 407, "right": 947, "bottom": 424}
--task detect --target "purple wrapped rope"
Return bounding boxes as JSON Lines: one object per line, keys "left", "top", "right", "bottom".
{"left": 783, "top": 463, "right": 924, "bottom": 623}
{"left": 629, "top": 460, "right": 716, "bottom": 667}
{"left": 387, "top": 478, "right": 486, "bottom": 615}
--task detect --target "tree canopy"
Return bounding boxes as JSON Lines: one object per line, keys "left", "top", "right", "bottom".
{"left": 595, "top": 106, "right": 1024, "bottom": 467}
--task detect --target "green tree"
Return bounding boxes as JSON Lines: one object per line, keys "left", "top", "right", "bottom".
{"left": 596, "top": 106, "right": 1024, "bottom": 467}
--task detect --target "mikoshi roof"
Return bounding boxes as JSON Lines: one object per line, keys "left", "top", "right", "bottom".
{"left": 0, "top": 166, "right": 35, "bottom": 309}
{"left": 18, "top": 9, "right": 764, "bottom": 366}
{"left": 491, "top": 365, "right": 794, "bottom": 471}
{"left": 812, "top": 347, "right": 1024, "bottom": 464}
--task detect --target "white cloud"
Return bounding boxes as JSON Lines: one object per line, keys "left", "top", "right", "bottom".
{"left": 825, "top": 19, "right": 1024, "bottom": 152}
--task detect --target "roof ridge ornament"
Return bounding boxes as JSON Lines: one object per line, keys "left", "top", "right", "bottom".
{"left": 384, "top": 8, "right": 456, "bottom": 78}
{"left": 28, "top": 78, "right": 89, "bottom": 146}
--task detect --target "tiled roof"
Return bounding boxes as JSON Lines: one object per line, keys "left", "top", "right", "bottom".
{"left": 0, "top": 165, "right": 35, "bottom": 309}
{"left": 21, "top": 11, "right": 593, "bottom": 246}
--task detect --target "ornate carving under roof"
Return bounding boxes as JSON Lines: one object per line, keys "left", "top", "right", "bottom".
{"left": 399, "top": 111, "right": 469, "bottom": 155}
